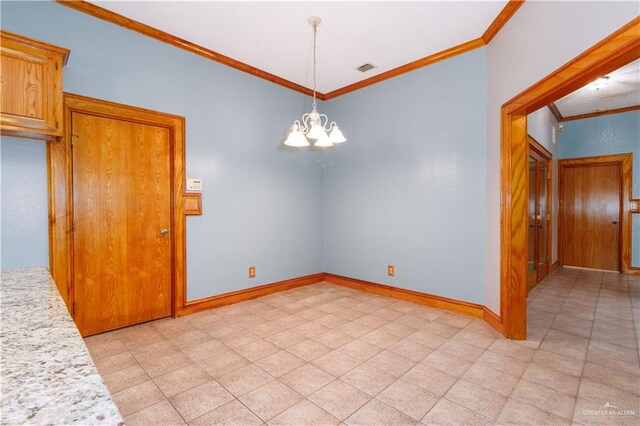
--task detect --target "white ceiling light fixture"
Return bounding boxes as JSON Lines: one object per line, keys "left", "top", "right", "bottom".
{"left": 284, "top": 17, "right": 346, "bottom": 148}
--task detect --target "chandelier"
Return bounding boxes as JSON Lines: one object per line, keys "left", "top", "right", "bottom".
{"left": 284, "top": 17, "right": 346, "bottom": 148}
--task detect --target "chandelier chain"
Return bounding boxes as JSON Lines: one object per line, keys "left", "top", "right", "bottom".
{"left": 312, "top": 22, "right": 317, "bottom": 110}
{"left": 283, "top": 16, "right": 346, "bottom": 148}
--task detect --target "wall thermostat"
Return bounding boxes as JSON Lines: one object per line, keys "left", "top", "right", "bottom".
{"left": 186, "top": 178, "right": 203, "bottom": 191}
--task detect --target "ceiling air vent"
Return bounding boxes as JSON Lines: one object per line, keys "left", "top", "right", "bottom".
{"left": 357, "top": 63, "right": 375, "bottom": 72}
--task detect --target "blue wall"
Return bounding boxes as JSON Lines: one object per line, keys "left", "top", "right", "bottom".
{"left": 323, "top": 48, "right": 487, "bottom": 304}
{"left": 559, "top": 111, "right": 640, "bottom": 196}
{"left": 1, "top": 138, "right": 49, "bottom": 269}
{"left": 0, "top": 1, "right": 323, "bottom": 300}
{"left": 558, "top": 111, "right": 640, "bottom": 266}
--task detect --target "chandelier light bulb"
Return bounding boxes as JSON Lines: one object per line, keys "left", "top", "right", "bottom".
{"left": 314, "top": 133, "right": 333, "bottom": 148}
{"left": 307, "top": 123, "right": 327, "bottom": 140}
{"left": 329, "top": 125, "right": 347, "bottom": 143}
{"left": 284, "top": 124, "right": 310, "bottom": 147}
{"left": 282, "top": 16, "right": 346, "bottom": 149}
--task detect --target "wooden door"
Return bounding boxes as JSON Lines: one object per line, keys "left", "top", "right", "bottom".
{"left": 560, "top": 163, "right": 621, "bottom": 271}
{"left": 527, "top": 138, "right": 552, "bottom": 290}
{"left": 72, "top": 111, "right": 172, "bottom": 336}
{"left": 537, "top": 161, "right": 550, "bottom": 281}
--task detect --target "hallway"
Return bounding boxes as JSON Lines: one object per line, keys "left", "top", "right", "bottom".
{"left": 527, "top": 267, "right": 640, "bottom": 424}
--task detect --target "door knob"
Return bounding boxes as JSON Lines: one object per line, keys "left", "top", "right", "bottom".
{"left": 612, "top": 221, "right": 618, "bottom": 225}
{"left": 160, "top": 229, "right": 169, "bottom": 236}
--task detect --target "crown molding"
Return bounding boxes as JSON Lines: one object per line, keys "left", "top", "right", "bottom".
{"left": 55, "top": 0, "right": 525, "bottom": 100}
{"left": 560, "top": 104, "right": 640, "bottom": 122}
{"left": 548, "top": 102, "right": 563, "bottom": 121}
{"left": 54, "top": 0, "right": 320, "bottom": 98}
{"left": 323, "top": 38, "right": 486, "bottom": 100}
{"left": 482, "top": 0, "right": 526, "bottom": 44}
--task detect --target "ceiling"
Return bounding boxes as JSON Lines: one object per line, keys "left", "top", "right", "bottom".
{"left": 555, "top": 59, "right": 640, "bottom": 118}
{"left": 92, "top": 1, "right": 508, "bottom": 93}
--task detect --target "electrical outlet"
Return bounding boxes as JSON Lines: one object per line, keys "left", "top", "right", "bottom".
{"left": 249, "top": 266, "right": 256, "bottom": 278}
{"left": 387, "top": 265, "right": 395, "bottom": 277}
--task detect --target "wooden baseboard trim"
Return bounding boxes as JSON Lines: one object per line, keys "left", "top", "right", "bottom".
{"left": 177, "top": 273, "right": 325, "bottom": 316}
{"left": 177, "top": 271, "right": 509, "bottom": 337}
{"left": 324, "top": 273, "right": 484, "bottom": 318}
{"left": 551, "top": 261, "right": 560, "bottom": 273}
{"left": 482, "top": 307, "right": 504, "bottom": 334}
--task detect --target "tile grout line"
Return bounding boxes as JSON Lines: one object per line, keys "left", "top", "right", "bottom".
{"left": 91, "top": 272, "right": 638, "bottom": 425}
{"left": 571, "top": 269, "right": 603, "bottom": 424}
{"left": 166, "top": 285, "right": 386, "bottom": 423}
{"left": 508, "top": 269, "right": 582, "bottom": 422}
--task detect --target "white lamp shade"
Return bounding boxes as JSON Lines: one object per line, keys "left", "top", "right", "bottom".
{"left": 307, "top": 123, "right": 328, "bottom": 140}
{"left": 328, "top": 126, "right": 347, "bottom": 143}
{"left": 314, "top": 133, "right": 333, "bottom": 148}
{"left": 284, "top": 130, "right": 310, "bottom": 147}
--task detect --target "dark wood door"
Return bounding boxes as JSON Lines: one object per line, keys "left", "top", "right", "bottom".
{"left": 528, "top": 157, "right": 538, "bottom": 289}
{"left": 527, "top": 147, "right": 551, "bottom": 289}
{"left": 537, "top": 161, "right": 550, "bottom": 281}
{"left": 72, "top": 111, "right": 172, "bottom": 336}
{"left": 560, "top": 163, "right": 620, "bottom": 271}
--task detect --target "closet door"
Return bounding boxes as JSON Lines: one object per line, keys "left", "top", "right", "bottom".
{"left": 560, "top": 162, "right": 620, "bottom": 271}
{"left": 72, "top": 110, "right": 172, "bottom": 336}
{"left": 528, "top": 156, "right": 538, "bottom": 289}
{"left": 537, "top": 162, "right": 550, "bottom": 281}
{"left": 528, "top": 138, "right": 552, "bottom": 290}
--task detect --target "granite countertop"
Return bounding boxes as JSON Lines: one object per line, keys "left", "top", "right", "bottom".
{"left": 0, "top": 267, "right": 123, "bottom": 425}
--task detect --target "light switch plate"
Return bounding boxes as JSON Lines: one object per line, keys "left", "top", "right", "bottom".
{"left": 186, "top": 178, "right": 203, "bottom": 191}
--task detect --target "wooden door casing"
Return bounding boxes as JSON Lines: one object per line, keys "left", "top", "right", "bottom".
{"left": 500, "top": 18, "right": 639, "bottom": 339}
{"left": 72, "top": 112, "right": 172, "bottom": 335}
{"left": 560, "top": 161, "right": 621, "bottom": 271}
{"left": 48, "top": 93, "right": 187, "bottom": 334}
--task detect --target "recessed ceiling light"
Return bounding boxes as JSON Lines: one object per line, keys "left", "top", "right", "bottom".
{"left": 590, "top": 76, "right": 610, "bottom": 90}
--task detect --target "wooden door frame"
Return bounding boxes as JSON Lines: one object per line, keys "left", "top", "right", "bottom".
{"left": 528, "top": 135, "right": 553, "bottom": 284}
{"left": 558, "top": 153, "right": 634, "bottom": 273}
{"left": 500, "top": 17, "right": 639, "bottom": 339}
{"left": 48, "top": 93, "right": 187, "bottom": 319}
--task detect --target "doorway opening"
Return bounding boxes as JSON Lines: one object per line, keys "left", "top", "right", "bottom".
{"left": 500, "top": 18, "right": 639, "bottom": 339}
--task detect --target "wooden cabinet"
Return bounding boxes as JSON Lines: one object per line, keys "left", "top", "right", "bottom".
{"left": 1, "top": 30, "right": 69, "bottom": 140}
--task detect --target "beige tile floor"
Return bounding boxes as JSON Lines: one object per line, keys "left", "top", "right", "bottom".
{"left": 85, "top": 268, "right": 640, "bottom": 425}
